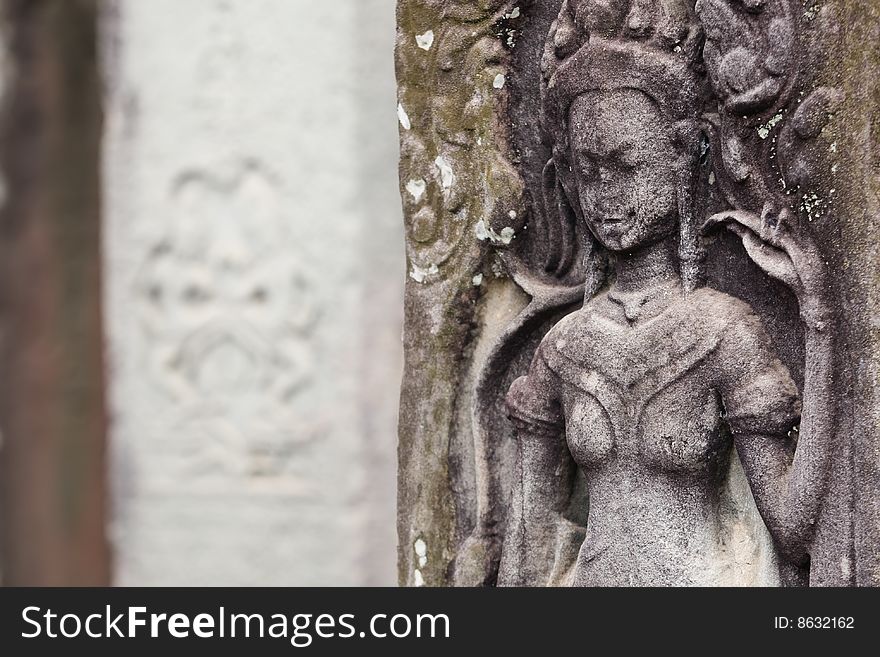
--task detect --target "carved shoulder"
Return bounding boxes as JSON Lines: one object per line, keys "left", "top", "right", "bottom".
{"left": 503, "top": 314, "right": 586, "bottom": 434}
{"left": 686, "top": 287, "right": 758, "bottom": 331}
{"left": 531, "top": 306, "right": 603, "bottom": 386}
{"left": 692, "top": 287, "right": 802, "bottom": 435}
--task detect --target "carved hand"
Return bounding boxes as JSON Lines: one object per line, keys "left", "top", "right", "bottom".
{"left": 703, "top": 207, "right": 831, "bottom": 332}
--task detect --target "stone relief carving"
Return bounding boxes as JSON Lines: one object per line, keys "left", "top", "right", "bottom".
{"left": 396, "top": 0, "right": 533, "bottom": 586}
{"left": 398, "top": 0, "right": 527, "bottom": 286}
{"left": 136, "top": 162, "right": 319, "bottom": 485}
{"left": 395, "top": 0, "right": 870, "bottom": 587}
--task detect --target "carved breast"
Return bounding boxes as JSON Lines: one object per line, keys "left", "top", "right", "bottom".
{"left": 560, "top": 361, "right": 728, "bottom": 477}
{"left": 513, "top": 286, "right": 800, "bottom": 479}
{"left": 639, "top": 381, "right": 726, "bottom": 474}
{"left": 563, "top": 382, "right": 728, "bottom": 477}
{"left": 551, "top": 290, "right": 734, "bottom": 477}
{"left": 565, "top": 389, "right": 615, "bottom": 466}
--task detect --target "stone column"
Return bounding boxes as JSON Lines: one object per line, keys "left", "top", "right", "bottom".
{"left": 0, "top": 0, "right": 109, "bottom": 586}
{"left": 103, "top": 0, "right": 402, "bottom": 585}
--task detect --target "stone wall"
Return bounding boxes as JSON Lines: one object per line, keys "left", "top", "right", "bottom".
{"left": 396, "top": 0, "right": 880, "bottom": 587}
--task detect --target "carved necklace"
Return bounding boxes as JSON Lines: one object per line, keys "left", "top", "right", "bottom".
{"left": 607, "top": 279, "right": 681, "bottom": 324}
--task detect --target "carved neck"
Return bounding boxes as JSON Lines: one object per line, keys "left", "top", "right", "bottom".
{"left": 611, "top": 236, "right": 679, "bottom": 293}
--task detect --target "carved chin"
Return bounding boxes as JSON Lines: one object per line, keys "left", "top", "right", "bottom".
{"left": 587, "top": 214, "right": 678, "bottom": 252}
{"left": 590, "top": 221, "right": 638, "bottom": 251}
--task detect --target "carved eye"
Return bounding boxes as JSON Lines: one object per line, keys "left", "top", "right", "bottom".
{"left": 576, "top": 153, "right": 598, "bottom": 181}
{"left": 608, "top": 141, "right": 640, "bottom": 170}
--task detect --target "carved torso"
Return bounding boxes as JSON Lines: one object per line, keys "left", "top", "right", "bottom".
{"left": 507, "top": 284, "right": 801, "bottom": 585}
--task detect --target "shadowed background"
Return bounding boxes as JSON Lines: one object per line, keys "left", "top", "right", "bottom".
{"left": 0, "top": 0, "right": 403, "bottom": 586}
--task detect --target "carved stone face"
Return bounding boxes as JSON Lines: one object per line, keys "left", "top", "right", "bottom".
{"left": 567, "top": 89, "right": 679, "bottom": 253}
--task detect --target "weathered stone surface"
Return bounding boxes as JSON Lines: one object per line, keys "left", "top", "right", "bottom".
{"left": 397, "top": 0, "right": 879, "bottom": 586}
{"left": 103, "top": 0, "right": 402, "bottom": 585}
{"left": 396, "top": 0, "right": 531, "bottom": 587}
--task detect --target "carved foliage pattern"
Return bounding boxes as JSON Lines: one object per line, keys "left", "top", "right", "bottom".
{"left": 396, "top": 0, "right": 531, "bottom": 587}
{"left": 697, "top": 0, "right": 843, "bottom": 222}
{"left": 397, "top": 0, "right": 529, "bottom": 287}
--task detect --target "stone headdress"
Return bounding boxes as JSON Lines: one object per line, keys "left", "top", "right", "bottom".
{"left": 538, "top": 0, "right": 710, "bottom": 291}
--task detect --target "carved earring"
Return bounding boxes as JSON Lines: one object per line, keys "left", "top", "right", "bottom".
{"left": 540, "top": 155, "right": 601, "bottom": 291}
{"left": 676, "top": 129, "right": 710, "bottom": 293}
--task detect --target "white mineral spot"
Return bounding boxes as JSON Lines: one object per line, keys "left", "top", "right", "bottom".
{"left": 409, "top": 263, "right": 438, "bottom": 284}
{"left": 434, "top": 156, "right": 454, "bottom": 189}
{"left": 493, "top": 73, "right": 506, "bottom": 89}
{"left": 397, "top": 103, "right": 411, "bottom": 130}
{"left": 472, "top": 273, "right": 484, "bottom": 286}
{"left": 413, "top": 569, "right": 425, "bottom": 587}
{"left": 708, "top": 172, "right": 716, "bottom": 185}
{"left": 800, "top": 191, "right": 827, "bottom": 222}
{"left": 757, "top": 112, "right": 783, "bottom": 139}
{"left": 830, "top": 141, "right": 838, "bottom": 152}
{"left": 508, "top": 210, "right": 517, "bottom": 220}
{"left": 831, "top": 163, "right": 838, "bottom": 173}
{"left": 414, "top": 539, "right": 428, "bottom": 568}
{"left": 475, "top": 220, "right": 490, "bottom": 241}
{"left": 406, "top": 179, "right": 426, "bottom": 202}
{"left": 509, "top": 7, "right": 521, "bottom": 19}
{"left": 415, "top": 30, "right": 434, "bottom": 51}
{"left": 476, "top": 220, "right": 515, "bottom": 246}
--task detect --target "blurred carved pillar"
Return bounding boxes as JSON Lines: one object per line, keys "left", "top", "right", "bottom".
{"left": 0, "top": 0, "right": 109, "bottom": 585}
{"left": 101, "top": 0, "right": 402, "bottom": 585}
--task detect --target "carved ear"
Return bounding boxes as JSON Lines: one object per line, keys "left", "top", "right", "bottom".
{"left": 676, "top": 122, "right": 712, "bottom": 293}
{"left": 540, "top": 159, "right": 563, "bottom": 275}
{"left": 538, "top": 156, "right": 609, "bottom": 293}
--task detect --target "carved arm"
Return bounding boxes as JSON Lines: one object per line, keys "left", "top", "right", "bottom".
{"left": 705, "top": 208, "right": 834, "bottom": 561}
{"left": 496, "top": 376, "right": 582, "bottom": 586}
